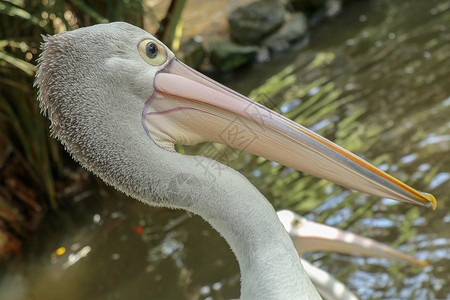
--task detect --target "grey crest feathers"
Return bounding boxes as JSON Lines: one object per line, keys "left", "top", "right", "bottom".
{"left": 36, "top": 22, "right": 148, "bottom": 143}
{"left": 34, "top": 22, "right": 171, "bottom": 205}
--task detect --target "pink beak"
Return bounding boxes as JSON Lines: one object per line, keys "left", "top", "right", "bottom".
{"left": 142, "top": 59, "right": 436, "bottom": 209}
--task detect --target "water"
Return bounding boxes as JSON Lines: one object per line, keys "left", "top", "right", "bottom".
{"left": 1, "top": 0, "right": 449, "bottom": 299}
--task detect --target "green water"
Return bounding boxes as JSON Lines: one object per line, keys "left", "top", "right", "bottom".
{"left": 1, "top": 0, "right": 448, "bottom": 299}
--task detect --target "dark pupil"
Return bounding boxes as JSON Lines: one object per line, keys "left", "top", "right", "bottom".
{"left": 146, "top": 42, "right": 158, "bottom": 59}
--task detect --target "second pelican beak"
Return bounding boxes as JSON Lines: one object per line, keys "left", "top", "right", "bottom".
{"left": 143, "top": 59, "right": 436, "bottom": 209}
{"left": 277, "top": 210, "right": 428, "bottom": 266}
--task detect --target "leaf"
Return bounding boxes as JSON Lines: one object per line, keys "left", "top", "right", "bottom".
{"left": 0, "top": 50, "right": 36, "bottom": 75}
{"left": 0, "top": 1, "right": 41, "bottom": 26}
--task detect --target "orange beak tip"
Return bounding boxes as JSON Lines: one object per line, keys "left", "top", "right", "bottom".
{"left": 424, "top": 193, "right": 437, "bottom": 210}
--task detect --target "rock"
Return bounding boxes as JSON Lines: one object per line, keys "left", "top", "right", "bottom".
{"left": 325, "top": 0, "right": 343, "bottom": 18}
{"left": 263, "top": 12, "right": 308, "bottom": 52}
{"left": 208, "top": 40, "right": 259, "bottom": 72}
{"left": 228, "top": 0, "right": 287, "bottom": 45}
{"left": 178, "top": 36, "right": 206, "bottom": 69}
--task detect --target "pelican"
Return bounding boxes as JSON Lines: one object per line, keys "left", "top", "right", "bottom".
{"left": 35, "top": 22, "right": 436, "bottom": 299}
{"left": 277, "top": 210, "right": 428, "bottom": 300}
{"left": 278, "top": 210, "right": 428, "bottom": 266}
{"left": 279, "top": 210, "right": 428, "bottom": 300}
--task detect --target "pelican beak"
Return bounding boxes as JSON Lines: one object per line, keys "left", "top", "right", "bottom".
{"left": 145, "top": 59, "right": 436, "bottom": 209}
{"left": 277, "top": 210, "right": 428, "bottom": 266}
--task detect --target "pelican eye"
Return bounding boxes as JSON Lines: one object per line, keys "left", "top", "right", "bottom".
{"left": 146, "top": 42, "right": 158, "bottom": 58}
{"left": 138, "top": 39, "right": 167, "bottom": 66}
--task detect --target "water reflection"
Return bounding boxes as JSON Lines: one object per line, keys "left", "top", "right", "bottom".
{"left": 1, "top": 0, "right": 449, "bottom": 299}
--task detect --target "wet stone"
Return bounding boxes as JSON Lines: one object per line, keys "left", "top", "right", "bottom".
{"left": 228, "top": 0, "right": 287, "bottom": 45}
{"left": 208, "top": 40, "right": 259, "bottom": 72}
{"left": 263, "top": 12, "right": 309, "bottom": 53}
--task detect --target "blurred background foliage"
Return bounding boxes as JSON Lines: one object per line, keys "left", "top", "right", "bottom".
{"left": 0, "top": 0, "right": 184, "bottom": 259}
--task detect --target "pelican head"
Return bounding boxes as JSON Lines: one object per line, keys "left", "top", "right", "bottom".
{"left": 36, "top": 22, "right": 436, "bottom": 210}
